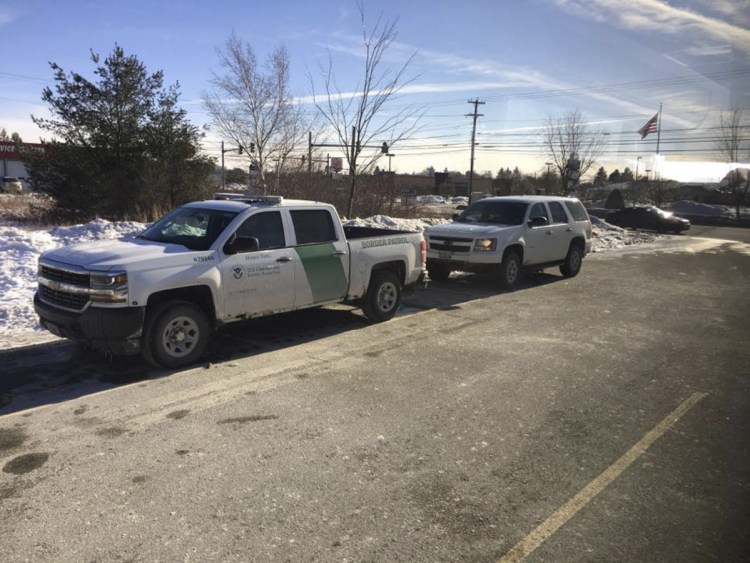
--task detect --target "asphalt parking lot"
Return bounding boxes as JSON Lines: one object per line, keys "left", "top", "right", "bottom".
{"left": 1, "top": 232, "right": 749, "bottom": 562}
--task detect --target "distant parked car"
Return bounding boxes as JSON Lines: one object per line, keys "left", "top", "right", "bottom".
{"left": 606, "top": 206, "right": 690, "bottom": 233}
{"left": 1, "top": 176, "right": 23, "bottom": 194}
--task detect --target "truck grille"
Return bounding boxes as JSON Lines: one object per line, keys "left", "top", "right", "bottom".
{"left": 39, "top": 264, "right": 91, "bottom": 312}
{"left": 428, "top": 236, "right": 473, "bottom": 253}
{"left": 40, "top": 264, "right": 89, "bottom": 286}
{"left": 40, "top": 285, "right": 90, "bottom": 311}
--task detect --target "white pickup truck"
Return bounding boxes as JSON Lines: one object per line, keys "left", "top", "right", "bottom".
{"left": 424, "top": 195, "right": 592, "bottom": 288}
{"left": 35, "top": 194, "right": 425, "bottom": 368}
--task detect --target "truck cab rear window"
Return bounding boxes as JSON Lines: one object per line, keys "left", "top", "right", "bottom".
{"left": 291, "top": 210, "right": 338, "bottom": 244}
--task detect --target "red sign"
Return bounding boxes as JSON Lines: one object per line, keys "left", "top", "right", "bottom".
{"left": 0, "top": 142, "right": 46, "bottom": 160}
{"left": 330, "top": 157, "right": 343, "bottom": 173}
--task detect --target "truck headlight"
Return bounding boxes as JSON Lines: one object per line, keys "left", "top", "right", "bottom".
{"left": 89, "top": 271, "right": 128, "bottom": 303}
{"left": 473, "top": 238, "right": 497, "bottom": 251}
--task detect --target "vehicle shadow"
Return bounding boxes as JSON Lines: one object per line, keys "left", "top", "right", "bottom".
{"left": 411, "top": 269, "right": 563, "bottom": 310}
{"left": 0, "top": 269, "right": 566, "bottom": 416}
{"left": 0, "top": 308, "right": 371, "bottom": 416}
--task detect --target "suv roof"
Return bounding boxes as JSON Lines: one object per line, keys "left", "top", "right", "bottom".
{"left": 478, "top": 195, "right": 582, "bottom": 203}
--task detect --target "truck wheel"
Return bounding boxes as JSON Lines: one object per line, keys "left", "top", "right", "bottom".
{"left": 560, "top": 242, "right": 583, "bottom": 278}
{"left": 426, "top": 260, "right": 451, "bottom": 282}
{"left": 362, "top": 271, "right": 402, "bottom": 322}
{"left": 499, "top": 251, "right": 522, "bottom": 290}
{"left": 144, "top": 301, "right": 210, "bottom": 368}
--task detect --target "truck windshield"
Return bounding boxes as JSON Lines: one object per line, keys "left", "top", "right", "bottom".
{"left": 137, "top": 207, "right": 238, "bottom": 251}
{"left": 455, "top": 201, "right": 528, "bottom": 225}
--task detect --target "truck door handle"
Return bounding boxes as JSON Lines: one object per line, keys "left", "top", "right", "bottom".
{"left": 545, "top": 230, "right": 553, "bottom": 235}
{"left": 333, "top": 250, "right": 347, "bottom": 256}
{"left": 276, "top": 256, "right": 293, "bottom": 263}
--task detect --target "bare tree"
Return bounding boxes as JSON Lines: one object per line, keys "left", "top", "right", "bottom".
{"left": 718, "top": 107, "right": 749, "bottom": 221}
{"left": 310, "top": 1, "right": 422, "bottom": 217}
{"left": 203, "top": 34, "right": 307, "bottom": 191}
{"left": 540, "top": 109, "right": 607, "bottom": 195}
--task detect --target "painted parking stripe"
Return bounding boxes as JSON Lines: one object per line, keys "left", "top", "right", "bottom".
{"left": 497, "top": 392, "right": 707, "bottom": 562}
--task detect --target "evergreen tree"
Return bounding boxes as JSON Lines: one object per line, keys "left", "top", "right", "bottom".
{"left": 608, "top": 169, "right": 623, "bottom": 184}
{"left": 593, "top": 167, "right": 608, "bottom": 187}
{"left": 621, "top": 167, "right": 634, "bottom": 182}
{"left": 26, "top": 45, "right": 211, "bottom": 220}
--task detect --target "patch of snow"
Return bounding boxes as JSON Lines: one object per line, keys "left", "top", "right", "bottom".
{"left": 417, "top": 195, "right": 447, "bottom": 204}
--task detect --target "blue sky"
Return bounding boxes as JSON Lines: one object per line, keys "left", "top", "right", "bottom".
{"left": 1, "top": 0, "right": 749, "bottom": 182}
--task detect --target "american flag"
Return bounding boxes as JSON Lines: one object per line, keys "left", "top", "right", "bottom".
{"left": 638, "top": 114, "right": 658, "bottom": 139}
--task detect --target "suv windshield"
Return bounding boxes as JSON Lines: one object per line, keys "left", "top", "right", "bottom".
{"left": 455, "top": 201, "right": 528, "bottom": 226}
{"left": 138, "top": 207, "right": 238, "bottom": 251}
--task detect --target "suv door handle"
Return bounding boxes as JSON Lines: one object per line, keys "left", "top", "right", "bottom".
{"left": 333, "top": 250, "right": 347, "bottom": 256}
{"left": 566, "top": 227, "right": 574, "bottom": 232}
{"left": 276, "top": 256, "right": 293, "bottom": 263}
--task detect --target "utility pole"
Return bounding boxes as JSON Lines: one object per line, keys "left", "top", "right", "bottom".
{"left": 308, "top": 132, "right": 313, "bottom": 174}
{"left": 466, "top": 99, "right": 485, "bottom": 194}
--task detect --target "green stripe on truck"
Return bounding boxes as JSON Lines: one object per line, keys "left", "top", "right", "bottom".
{"left": 294, "top": 243, "right": 348, "bottom": 303}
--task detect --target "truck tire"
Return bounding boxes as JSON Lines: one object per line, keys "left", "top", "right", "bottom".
{"left": 559, "top": 242, "right": 583, "bottom": 278}
{"left": 143, "top": 300, "right": 210, "bottom": 368}
{"left": 426, "top": 260, "right": 451, "bottom": 282}
{"left": 498, "top": 251, "right": 522, "bottom": 290}
{"left": 362, "top": 271, "right": 402, "bottom": 322}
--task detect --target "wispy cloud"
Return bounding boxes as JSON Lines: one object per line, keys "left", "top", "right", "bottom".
{"left": 555, "top": 0, "right": 750, "bottom": 52}
{"left": 0, "top": 9, "right": 16, "bottom": 26}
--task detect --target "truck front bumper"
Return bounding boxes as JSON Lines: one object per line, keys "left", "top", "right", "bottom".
{"left": 34, "top": 293, "right": 146, "bottom": 355}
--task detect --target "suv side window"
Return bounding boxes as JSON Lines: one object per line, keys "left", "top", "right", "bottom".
{"left": 236, "top": 211, "right": 286, "bottom": 250}
{"left": 548, "top": 201, "right": 569, "bottom": 224}
{"left": 528, "top": 202, "right": 549, "bottom": 223}
{"left": 563, "top": 200, "right": 589, "bottom": 222}
{"left": 291, "top": 210, "right": 338, "bottom": 244}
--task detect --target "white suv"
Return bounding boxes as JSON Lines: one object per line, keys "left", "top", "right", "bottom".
{"left": 424, "top": 195, "right": 592, "bottom": 288}
{"left": 1, "top": 176, "right": 22, "bottom": 194}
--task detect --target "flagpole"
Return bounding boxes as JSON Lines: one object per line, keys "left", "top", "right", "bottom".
{"left": 656, "top": 103, "right": 663, "bottom": 155}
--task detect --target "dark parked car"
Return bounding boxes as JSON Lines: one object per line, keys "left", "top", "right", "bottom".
{"left": 606, "top": 206, "right": 690, "bottom": 233}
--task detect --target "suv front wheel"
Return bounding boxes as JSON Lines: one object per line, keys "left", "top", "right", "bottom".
{"left": 499, "top": 251, "right": 522, "bottom": 289}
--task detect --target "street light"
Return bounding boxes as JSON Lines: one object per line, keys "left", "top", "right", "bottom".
{"left": 221, "top": 141, "right": 247, "bottom": 188}
{"left": 386, "top": 153, "right": 395, "bottom": 173}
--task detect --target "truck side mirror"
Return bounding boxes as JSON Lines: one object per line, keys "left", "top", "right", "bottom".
{"left": 527, "top": 216, "right": 548, "bottom": 228}
{"left": 224, "top": 235, "right": 259, "bottom": 254}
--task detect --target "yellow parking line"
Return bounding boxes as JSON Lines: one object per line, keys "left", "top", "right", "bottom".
{"left": 497, "top": 392, "right": 707, "bottom": 562}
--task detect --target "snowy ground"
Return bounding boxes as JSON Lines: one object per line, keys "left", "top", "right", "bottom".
{"left": 0, "top": 210, "right": 656, "bottom": 350}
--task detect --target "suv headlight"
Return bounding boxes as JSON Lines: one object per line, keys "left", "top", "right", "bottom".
{"left": 473, "top": 238, "right": 497, "bottom": 252}
{"left": 89, "top": 271, "right": 128, "bottom": 303}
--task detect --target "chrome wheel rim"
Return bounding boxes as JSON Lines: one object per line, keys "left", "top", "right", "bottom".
{"left": 570, "top": 250, "right": 581, "bottom": 272}
{"left": 506, "top": 260, "right": 519, "bottom": 284}
{"left": 162, "top": 315, "right": 200, "bottom": 358}
{"left": 377, "top": 282, "right": 398, "bottom": 312}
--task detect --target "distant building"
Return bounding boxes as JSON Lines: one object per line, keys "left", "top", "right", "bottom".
{"left": 669, "top": 183, "right": 719, "bottom": 203}
{"left": 0, "top": 142, "right": 46, "bottom": 189}
{"left": 391, "top": 173, "right": 492, "bottom": 197}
